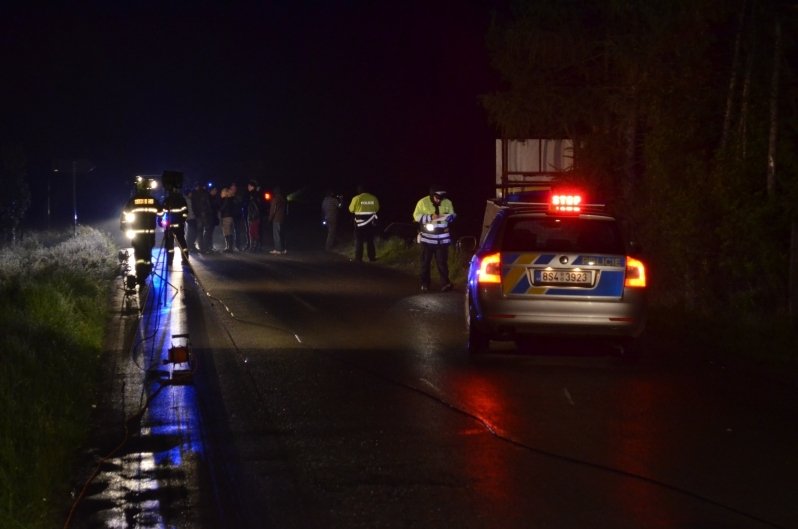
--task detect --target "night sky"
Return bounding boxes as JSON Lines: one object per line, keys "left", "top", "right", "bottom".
{"left": 1, "top": 1, "right": 503, "bottom": 232}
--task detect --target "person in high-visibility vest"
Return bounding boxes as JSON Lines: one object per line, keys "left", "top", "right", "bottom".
{"left": 413, "top": 185, "right": 456, "bottom": 292}
{"left": 348, "top": 184, "right": 380, "bottom": 262}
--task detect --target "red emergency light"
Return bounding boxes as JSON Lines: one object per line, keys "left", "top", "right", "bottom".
{"left": 550, "top": 192, "right": 583, "bottom": 214}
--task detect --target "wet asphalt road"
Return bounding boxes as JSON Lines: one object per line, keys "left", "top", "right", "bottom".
{"left": 68, "top": 237, "right": 798, "bottom": 529}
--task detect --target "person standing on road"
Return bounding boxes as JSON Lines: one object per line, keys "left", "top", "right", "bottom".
{"left": 269, "top": 186, "right": 287, "bottom": 254}
{"left": 161, "top": 183, "right": 190, "bottom": 265}
{"left": 191, "top": 183, "right": 213, "bottom": 253}
{"left": 348, "top": 184, "right": 380, "bottom": 262}
{"left": 413, "top": 185, "right": 456, "bottom": 291}
{"left": 230, "top": 182, "right": 246, "bottom": 251}
{"left": 219, "top": 187, "right": 237, "bottom": 253}
{"left": 321, "top": 189, "right": 341, "bottom": 251}
{"left": 184, "top": 184, "right": 198, "bottom": 254}
{"left": 246, "top": 179, "right": 264, "bottom": 252}
{"left": 207, "top": 185, "right": 221, "bottom": 252}
{"left": 120, "top": 176, "right": 161, "bottom": 286}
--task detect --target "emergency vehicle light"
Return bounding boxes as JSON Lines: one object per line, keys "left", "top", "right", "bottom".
{"left": 550, "top": 193, "right": 582, "bottom": 213}
{"left": 263, "top": 192, "right": 272, "bottom": 201}
{"left": 477, "top": 252, "right": 502, "bottom": 284}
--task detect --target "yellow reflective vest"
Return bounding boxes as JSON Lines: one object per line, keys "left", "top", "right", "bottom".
{"left": 413, "top": 195, "right": 455, "bottom": 245}
{"left": 348, "top": 192, "right": 379, "bottom": 227}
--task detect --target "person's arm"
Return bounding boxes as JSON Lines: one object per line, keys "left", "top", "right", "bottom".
{"left": 412, "top": 199, "right": 427, "bottom": 223}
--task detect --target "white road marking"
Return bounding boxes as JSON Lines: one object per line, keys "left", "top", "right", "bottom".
{"left": 563, "top": 387, "right": 575, "bottom": 406}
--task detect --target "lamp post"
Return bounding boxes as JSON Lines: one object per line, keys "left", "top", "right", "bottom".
{"left": 71, "top": 160, "right": 77, "bottom": 235}
{"left": 53, "top": 159, "right": 94, "bottom": 236}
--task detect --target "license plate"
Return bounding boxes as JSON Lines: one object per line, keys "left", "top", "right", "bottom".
{"left": 532, "top": 269, "right": 594, "bottom": 286}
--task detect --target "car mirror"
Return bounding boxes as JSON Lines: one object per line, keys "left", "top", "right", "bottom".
{"left": 457, "top": 236, "right": 477, "bottom": 254}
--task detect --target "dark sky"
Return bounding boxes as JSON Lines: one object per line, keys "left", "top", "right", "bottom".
{"left": 1, "top": 1, "right": 503, "bottom": 228}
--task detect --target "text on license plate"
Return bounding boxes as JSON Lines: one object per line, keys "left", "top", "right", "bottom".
{"left": 532, "top": 269, "right": 594, "bottom": 285}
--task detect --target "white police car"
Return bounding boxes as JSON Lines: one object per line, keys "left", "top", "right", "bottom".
{"left": 465, "top": 191, "right": 646, "bottom": 356}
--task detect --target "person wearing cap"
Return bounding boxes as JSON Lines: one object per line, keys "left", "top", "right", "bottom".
{"left": 413, "top": 185, "right": 456, "bottom": 292}
{"left": 348, "top": 184, "right": 380, "bottom": 261}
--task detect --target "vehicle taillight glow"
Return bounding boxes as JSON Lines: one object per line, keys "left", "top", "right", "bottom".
{"left": 625, "top": 256, "right": 646, "bottom": 287}
{"left": 263, "top": 192, "right": 272, "bottom": 201}
{"left": 477, "top": 252, "right": 501, "bottom": 284}
{"left": 550, "top": 193, "right": 582, "bottom": 213}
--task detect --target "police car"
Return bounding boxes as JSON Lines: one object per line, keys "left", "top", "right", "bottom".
{"left": 465, "top": 191, "right": 646, "bottom": 356}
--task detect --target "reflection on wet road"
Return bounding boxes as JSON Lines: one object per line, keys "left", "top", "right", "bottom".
{"left": 68, "top": 247, "right": 211, "bottom": 529}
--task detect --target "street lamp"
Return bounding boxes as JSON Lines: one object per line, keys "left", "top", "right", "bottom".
{"left": 52, "top": 159, "right": 94, "bottom": 235}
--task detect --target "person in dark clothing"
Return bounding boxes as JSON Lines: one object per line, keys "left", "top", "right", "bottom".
{"left": 220, "top": 187, "right": 237, "bottom": 253}
{"left": 161, "top": 185, "right": 189, "bottom": 265}
{"left": 191, "top": 184, "right": 213, "bottom": 253}
{"left": 321, "top": 189, "right": 341, "bottom": 251}
{"left": 269, "top": 186, "right": 288, "bottom": 254}
{"left": 246, "top": 180, "right": 264, "bottom": 252}
{"left": 230, "top": 182, "right": 247, "bottom": 251}
{"left": 185, "top": 185, "right": 198, "bottom": 253}
{"left": 207, "top": 185, "right": 221, "bottom": 252}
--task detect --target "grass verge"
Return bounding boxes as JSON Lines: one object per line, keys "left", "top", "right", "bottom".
{"left": 0, "top": 226, "right": 116, "bottom": 529}
{"left": 341, "top": 235, "right": 471, "bottom": 286}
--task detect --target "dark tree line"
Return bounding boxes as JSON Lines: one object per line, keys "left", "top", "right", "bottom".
{"left": 0, "top": 143, "right": 31, "bottom": 245}
{"left": 483, "top": 0, "right": 798, "bottom": 323}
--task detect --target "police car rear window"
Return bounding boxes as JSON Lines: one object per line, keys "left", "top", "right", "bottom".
{"left": 499, "top": 217, "right": 625, "bottom": 254}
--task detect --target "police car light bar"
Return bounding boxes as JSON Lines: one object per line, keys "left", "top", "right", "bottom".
{"left": 550, "top": 193, "right": 582, "bottom": 213}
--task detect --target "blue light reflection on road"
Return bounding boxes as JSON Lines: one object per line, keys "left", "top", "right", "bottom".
{"left": 72, "top": 247, "right": 206, "bottom": 529}
{"left": 146, "top": 249, "right": 204, "bottom": 467}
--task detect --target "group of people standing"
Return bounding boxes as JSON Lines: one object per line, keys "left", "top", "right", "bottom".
{"left": 124, "top": 175, "right": 458, "bottom": 293}
{"left": 185, "top": 180, "right": 287, "bottom": 255}
{"left": 327, "top": 183, "right": 456, "bottom": 292}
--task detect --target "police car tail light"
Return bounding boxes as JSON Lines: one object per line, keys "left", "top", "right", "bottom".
{"left": 550, "top": 193, "right": 582, "bottom": 214}
{"left": 477, "top": 252, "right": 502, "bottom": 284}
{"left": 625, "top": 257, "right": 646, "bottom": 288}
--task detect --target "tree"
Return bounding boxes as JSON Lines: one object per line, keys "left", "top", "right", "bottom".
{"left": 483, "top": 0, "right": 798, "bottom": 317}
{"left": 0, "top": 143, "right": 31, "bottom": 245}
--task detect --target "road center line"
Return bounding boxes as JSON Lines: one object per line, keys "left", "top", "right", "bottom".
{"left": 563, "top": 387, "right": 575, "bottom": 406}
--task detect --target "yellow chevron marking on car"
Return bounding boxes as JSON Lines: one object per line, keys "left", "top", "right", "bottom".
{"left": 502, "top": 253, "right": 547, "bottom": 296}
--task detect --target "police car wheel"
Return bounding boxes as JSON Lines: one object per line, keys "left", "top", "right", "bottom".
{"left": 467, "top": 302, "right": 490, "bottom": 355}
